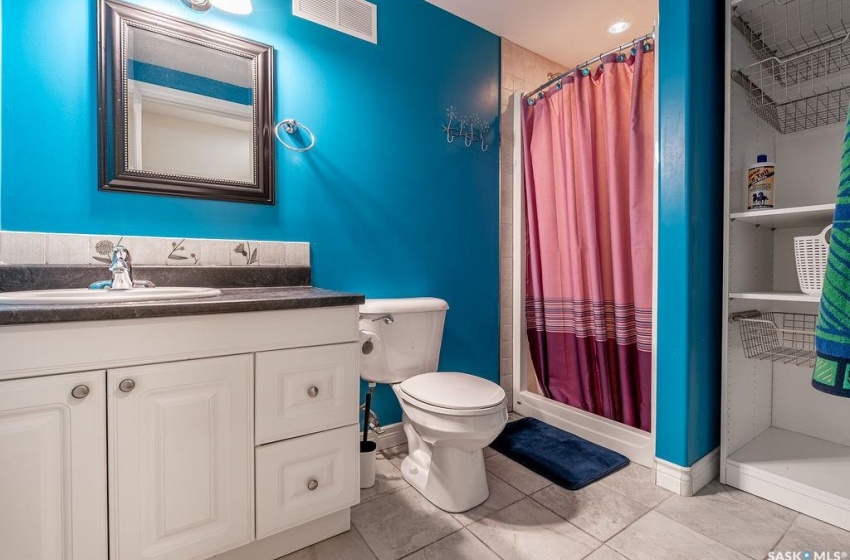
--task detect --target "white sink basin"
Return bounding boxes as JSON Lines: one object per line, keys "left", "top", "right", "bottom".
{"left": 0, "top": 287, "right": 222, "bottom": 305}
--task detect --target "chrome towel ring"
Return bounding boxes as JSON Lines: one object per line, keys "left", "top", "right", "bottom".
{"left": 274, "top": 118, "right": 316, "bottom": 152}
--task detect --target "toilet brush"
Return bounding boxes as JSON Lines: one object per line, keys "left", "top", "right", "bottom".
{"left": 360, "top": 382, "right": 377, "bottom": 488}
{"left": 362, "top": 382, "right": 374, "bottom": 443}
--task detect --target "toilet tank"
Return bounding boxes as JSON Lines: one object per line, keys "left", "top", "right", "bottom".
{"left": 358, "top": 298, "right": 449, "bottom": 384}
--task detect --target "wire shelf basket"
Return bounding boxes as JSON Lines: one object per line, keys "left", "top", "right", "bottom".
{"left": 732, "top": 0, "right": 850, "bottom": 133}
{"left": 736, "top": 311, "right": 817, "bottom": 367}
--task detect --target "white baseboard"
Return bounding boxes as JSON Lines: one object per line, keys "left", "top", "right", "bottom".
{"left": 368, "top": 422, "right": 406, "bottom": 451}
{"left": 655, "top": 448, "right": 720, "bottom": 496}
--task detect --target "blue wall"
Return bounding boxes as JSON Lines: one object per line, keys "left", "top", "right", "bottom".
{"left": 0, "top": 0, "right": 3, "bottom": 231}
{"left": 656, "top": 0, "right": 725, "bottom": 467}
{"left": 1, "top": 0, "right": 501, "bottom": 425}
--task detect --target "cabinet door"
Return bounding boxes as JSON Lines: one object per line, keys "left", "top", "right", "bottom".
{"left": 108, "top": 355, "right": 253, "bottom": 560}
{"left": 0, "top": 370, "right": 108, "bottom": 560}
{"left": 255, "top": 343, "right": 359, "bottom": 444}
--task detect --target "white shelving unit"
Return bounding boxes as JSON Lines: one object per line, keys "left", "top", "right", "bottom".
{"left": 726, "top": 428, "right": 850, "bottom": 530}
{"left": 729, "top": 291, "right": 820, "bottom": 302}
{"left": 730, "top": 204, "right": 835, "bottom": 228}
{"left": 723, "top": 0, "right": 850, "bottom": 532}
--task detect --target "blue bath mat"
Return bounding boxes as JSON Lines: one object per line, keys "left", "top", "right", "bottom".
{"left": 490, "top": 417, "right": 629, "bottom": 490}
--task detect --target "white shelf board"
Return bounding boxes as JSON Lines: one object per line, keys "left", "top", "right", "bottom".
{"left": 730, "top": 204, "right": 835, "bottom": 228}
{"left": 726, "top": 428, "right": 850, "bottom": 529}
{"left": 729, "top": 291, "right": 820, "bottom": 302}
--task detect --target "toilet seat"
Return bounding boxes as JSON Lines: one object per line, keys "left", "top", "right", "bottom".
{"left": 399, "top": 372, "right": 506, "bottom": 416}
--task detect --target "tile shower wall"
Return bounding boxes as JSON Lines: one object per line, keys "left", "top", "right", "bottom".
{"left": 0, "top": 231, "right": 308, "bottom": 267}
{"left": 499, "top": 39, "right": 566, "bottom": 410}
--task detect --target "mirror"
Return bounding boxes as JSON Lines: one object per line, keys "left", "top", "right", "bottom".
{"left": 98, "top": 0, "right": 275, "bottom": 203}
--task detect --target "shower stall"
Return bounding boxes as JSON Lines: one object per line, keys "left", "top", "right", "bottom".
{"left": 508, "top": 31, "right": 659, "bottom": 468}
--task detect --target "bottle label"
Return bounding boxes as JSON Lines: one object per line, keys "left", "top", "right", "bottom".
{"left": 748, "top": 166, "right": 774, "bottom": 209}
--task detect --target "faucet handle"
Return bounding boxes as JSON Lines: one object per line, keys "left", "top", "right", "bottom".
{"left": 111, "top": 245, "right": 131, "bottom": 268}
{"left": 109, "top": 245, "right": 134, "bottom": 290}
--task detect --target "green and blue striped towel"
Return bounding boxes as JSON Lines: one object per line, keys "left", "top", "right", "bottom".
{"left": 813, "top": 113, "right": 850, "bottom": 398}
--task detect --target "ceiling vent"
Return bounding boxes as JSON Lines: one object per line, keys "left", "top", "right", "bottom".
{"left": 293, "top": 0, "right": 378, "bottom": 44}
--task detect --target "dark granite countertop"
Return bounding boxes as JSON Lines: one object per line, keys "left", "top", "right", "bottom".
{"left": 0, "top": 287, "right": 365, "bottom": 326}
{"left": 0, "top": 266, "right": 364, "bottom": 326}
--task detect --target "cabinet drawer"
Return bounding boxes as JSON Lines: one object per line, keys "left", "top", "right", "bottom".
{"left": 256, "top": 424, "right": 359, "bottom": 538}
{"left": 255, "top": 343, "right": 358, "bottom": 444}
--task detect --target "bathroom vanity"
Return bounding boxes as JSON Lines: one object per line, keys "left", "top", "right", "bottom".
{"left": 0, "top": 268, "right": 364, "bottom": 560}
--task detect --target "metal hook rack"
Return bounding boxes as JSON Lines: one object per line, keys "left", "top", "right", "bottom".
{"left": 442, "top": 106, "right": 490, "bottom": 151}
{"left": 274, "top": 118, "right": 316, "bottom": 152}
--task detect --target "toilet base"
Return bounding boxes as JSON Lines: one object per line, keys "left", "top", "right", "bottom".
{"left": 399, "top": 421, "right": 490, "bottom": 513}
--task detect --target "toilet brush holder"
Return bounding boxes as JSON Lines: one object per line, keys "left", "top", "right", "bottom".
{"left": 360, "top": 441, "right": 377, "bottom": 489}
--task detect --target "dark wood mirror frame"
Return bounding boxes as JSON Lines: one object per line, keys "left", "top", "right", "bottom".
{"left": 98, "top": 0, "right": 275, "bottom": 204}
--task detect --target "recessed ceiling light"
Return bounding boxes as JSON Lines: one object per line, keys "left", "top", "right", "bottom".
{"left": 180, "top": 0, "right": 212, "bottom": 12}
{"left": 608, "top": 20, "right": 631, "bottom": 34}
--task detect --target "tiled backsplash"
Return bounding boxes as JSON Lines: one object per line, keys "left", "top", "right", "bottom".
{"left": 0, "top": 231, "right": 309, "bottom": 267}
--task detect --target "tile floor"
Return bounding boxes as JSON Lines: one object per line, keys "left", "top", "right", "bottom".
{"left": 282, "top": 440, "right": 850, "bottom": 560}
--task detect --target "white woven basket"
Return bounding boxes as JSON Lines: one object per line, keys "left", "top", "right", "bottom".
{"left": 794, "top": 224, "right": 832, "bottom": 296}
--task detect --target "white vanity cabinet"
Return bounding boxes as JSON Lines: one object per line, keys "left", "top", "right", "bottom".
{"left": 107, "top": 355, "right": 254, "bottom": 560}
{"left": 0, "top": 370, "right": 108, "bottom": 560}
{"left": 0, "top": 305, "right": 361, "bottom": 560}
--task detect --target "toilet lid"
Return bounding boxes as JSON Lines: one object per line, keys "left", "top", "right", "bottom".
{"left": 400, "top": 372, "right": 505, "bottom": 410}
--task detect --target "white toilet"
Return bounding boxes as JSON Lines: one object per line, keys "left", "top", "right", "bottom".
{"left": 359, "top": 297, "right": 508, "bottom": 513}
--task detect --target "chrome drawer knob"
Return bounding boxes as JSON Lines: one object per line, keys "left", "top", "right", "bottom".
{"left": 307, "top": 386, "right": 319, "bottom": 398}
{"left": 307, "top": 479, "right": 319, "bottom": 491}
{"left": 71, "top": 385, "right": 90, "bottom": 399}
{"left": 118, "top": 379, "right": 136, "bottom": 393}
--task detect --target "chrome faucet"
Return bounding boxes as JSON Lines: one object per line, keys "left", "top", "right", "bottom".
{"left": 110, "top": 245, "right": 134, "bottom": 289}
{"left": 90, "top": 245, "right": 156, "bottom": 290}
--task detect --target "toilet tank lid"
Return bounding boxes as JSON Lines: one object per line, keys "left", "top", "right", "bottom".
{"left": 359, "top": 297, "right": 449, "bottom": 314}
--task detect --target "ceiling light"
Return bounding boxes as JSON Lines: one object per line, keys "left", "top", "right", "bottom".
{"left": 180, "top": 0, "right": 212, "bottom": 12}
{"left": 210, "top": 0, "right": 253, "bottom": 14}
{"left": 608, "top": 20, "right": 631, "bottom": 34}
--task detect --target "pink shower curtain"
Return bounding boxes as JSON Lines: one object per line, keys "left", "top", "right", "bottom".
{"left": 522, "top": 43, "right": 654, "bottom": 432}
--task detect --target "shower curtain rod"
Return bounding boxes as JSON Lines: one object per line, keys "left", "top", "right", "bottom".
{"left": 523, "top": 30, "right": 655, "bottom": 100}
